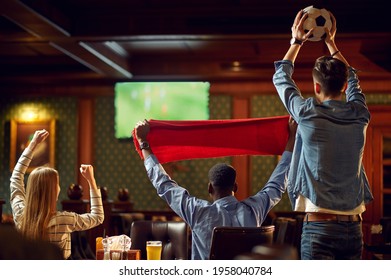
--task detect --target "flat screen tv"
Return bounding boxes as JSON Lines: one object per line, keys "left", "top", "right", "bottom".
{"left": 114, "top": 81, "right": 210, "bottom": 139}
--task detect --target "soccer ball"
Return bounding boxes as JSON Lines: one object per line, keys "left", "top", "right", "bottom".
{"left": 302, "top": 5, "right": 332, "bottom": 41}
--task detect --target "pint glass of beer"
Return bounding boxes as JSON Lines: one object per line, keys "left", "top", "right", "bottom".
{"left": 146, "top": 241, "right": 162, "bottom": 260}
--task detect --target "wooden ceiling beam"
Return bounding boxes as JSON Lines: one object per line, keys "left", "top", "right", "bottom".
{"left": 1, "top": 0, "right": 132, "bottom": 78}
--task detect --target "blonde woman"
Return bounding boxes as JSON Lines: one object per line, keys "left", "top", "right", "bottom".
{"left": 10, "top": 129, "right": 104, "bottom": 259}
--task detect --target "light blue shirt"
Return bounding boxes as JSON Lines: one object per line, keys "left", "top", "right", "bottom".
{"left": 273, "top": 60, "right": 373, "bottom": 211}
{"left": 144, "top": 151, "right": 292, "bottom": 260}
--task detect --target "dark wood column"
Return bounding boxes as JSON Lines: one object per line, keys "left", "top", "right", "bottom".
{"left": 77, "top": 98, "right": 94, "bottom": 199}
{"left": 231, "top": 97, "right": 250, "bottom": 201}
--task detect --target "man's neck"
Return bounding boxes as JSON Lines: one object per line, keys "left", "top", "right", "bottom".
{"left": 212, "top": 192, "right": 235, "bottom": 201}
{"left": 317, "top": 93, "right": 342, "bottom": 103}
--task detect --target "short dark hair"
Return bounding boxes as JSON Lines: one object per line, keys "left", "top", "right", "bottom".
{"left": 208, "top": 163, "right": 236, "bottom": 191}
{"left": 312, "top": 56, "right": 348, "bottom": 97}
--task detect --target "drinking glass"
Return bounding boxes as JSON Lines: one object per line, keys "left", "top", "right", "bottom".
{"left": 146, "top": 241, "right": 162, "bottom": 260}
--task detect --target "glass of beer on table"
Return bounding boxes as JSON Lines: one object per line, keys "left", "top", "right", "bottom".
{"left": 146, "top": 241, "right": 162, "bottom": 260}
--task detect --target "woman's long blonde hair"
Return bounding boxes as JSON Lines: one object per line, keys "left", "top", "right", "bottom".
{"left": 20, "top": 167, "right": 59, "bottom": 240}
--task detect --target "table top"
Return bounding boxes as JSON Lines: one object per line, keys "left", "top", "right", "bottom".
{"left": 96, "top": 249, "right": 141, "bottom": 260}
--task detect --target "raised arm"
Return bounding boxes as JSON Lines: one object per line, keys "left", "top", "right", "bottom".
{"left": 134, "top": 119, "right": 153, "bottom": 158}
{"left": 245, "top": 117, "right": 297, "bottom": 221}
{"left": 74, "top": 164, "right": 104, "bottom": 229}
{"left": 28, "top": 129, "right": 49, "bottom": 151}
{"left": 324, "top": 11, "right": 349, "bottom": 67}
{"left": 324, "top": 12, "right": 369, "bottom": 107}
{"left": 10, "top": 129, "right": 49, "bottom": 226}
{"left": 283, "top": 10, "right": 313, "bottom": 63}
{"left": 80, "top": 164, "right": 98, "bottom": 191}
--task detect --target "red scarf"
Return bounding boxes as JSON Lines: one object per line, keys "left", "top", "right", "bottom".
{"left": 132, "top": 115, "right": 290, "bottom": 163}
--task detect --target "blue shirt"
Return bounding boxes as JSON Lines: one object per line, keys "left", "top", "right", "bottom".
{"left": 273, "top": 60, "right": 373, "bottom": 211}
{"left": 144, "top": 151, "right": 292, "bottom": 260}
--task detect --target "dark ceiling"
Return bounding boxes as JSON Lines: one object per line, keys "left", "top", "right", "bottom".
{"left": 1, "top": 0, "right": 391, "bottom": 91}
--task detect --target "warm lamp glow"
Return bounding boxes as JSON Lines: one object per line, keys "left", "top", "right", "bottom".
{"left": 21, "top": 108, "right": 39, "bottom": 121}
{"left": 231, "top": 61, "right": 242, "bottom": 71}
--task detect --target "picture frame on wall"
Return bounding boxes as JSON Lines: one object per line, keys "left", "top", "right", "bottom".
{"left": 10, "top": 119, "right": 56, "bottom": 173}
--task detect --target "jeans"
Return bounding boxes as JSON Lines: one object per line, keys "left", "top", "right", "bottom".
{"left": 301, "top": 221, "right": 363, "bottom": 260}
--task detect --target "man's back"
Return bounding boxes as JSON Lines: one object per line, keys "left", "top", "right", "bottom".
{"left": 293, "top": 99, "right": 369, "bottom": 209}
{"left": 145, "top": 151, "right": 292, "bottom": 259}
{"left": 273, "top": 61, "right": 373, "bottom": 211}
{"left": 189, "top": 196, "right": 263, "bottom": 260}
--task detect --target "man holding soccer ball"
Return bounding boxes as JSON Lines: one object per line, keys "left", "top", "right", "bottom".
{"left": 272, "top": 9, "right": 373, "bottom": 260}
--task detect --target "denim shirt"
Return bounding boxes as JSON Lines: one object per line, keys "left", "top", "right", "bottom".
{"left": 144, "top": 151, "right": 292, "bottom": 260}
{"left": 273, "top": 60, "right": 373, "bottom": 211}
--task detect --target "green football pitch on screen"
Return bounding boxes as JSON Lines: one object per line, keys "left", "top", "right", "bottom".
{"left": 114, "top": 81, "right": 210, "bottom": 138}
